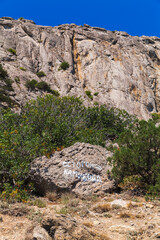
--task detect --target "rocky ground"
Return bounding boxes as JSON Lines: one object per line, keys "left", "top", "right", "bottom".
{"left": 0, "top": 192, "right": 160, "bottom": 240}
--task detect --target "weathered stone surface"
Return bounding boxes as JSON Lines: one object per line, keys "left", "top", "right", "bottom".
{"left": 29, "top": 142, "right": 114, "bottom": 197}
{"left": 1, "top": 18, "right": 160, "bottom": 118}
{"left": 41, "top": 214, "right": 109, "bottom": 240}
{"left": 25, "top": 225, "right": 52, "bottom": 240}
{"left": 109, "top": 224, "right": 136, "bottom": 234}
{"left": 110, "top": 199, "right": 129, "bottom": 208}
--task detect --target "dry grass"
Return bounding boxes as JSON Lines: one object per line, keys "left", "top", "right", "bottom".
{"left": 112, "top": 204, "right": 122, "bottom": 210}
{"left": 83, "top": 221, "right": 93, "bottom": 228}
{"left": 119, "top": 211, "right": 134, "bottom": 219}
{"left": 0, "top": 203, "right": 29, "bottom": 217}
{"left": 24, "top": 225, "right": 35, "bottom": 240}
{"left": 68, "top": 199, "right": 79, "bottom": 207}
{"left": 60, "top": 192, "right": 75, "bottom": 205}
{"left": 90, "top": 229, "right": 110, "bottom": 240}
{"left": 127, "top": 201, "right": 133, "bottom": 209}
{"left": 104, "top": 197, "right": 114, "bottom": 202}
{"left": 27, "top": 199, "right": 46, "bottom": 208}
{"left": 46, "top": 192, "right": 58, "bottom": 202}
{"left": 104, "top": 213, "right": 112, "bottom": 218}
{"left": 127, "top": 201, "right": 142, "bottom": 208}
{"left": 86, "top": 195, "right": 100, "bottom": 202}
{"left": 135, "top": 214, "right": 144, "bottom": 219}
{"left": 93, "top": 203, "right": 111, "bottom": 213}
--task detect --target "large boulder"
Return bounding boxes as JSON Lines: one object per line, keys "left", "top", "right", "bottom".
{"left": 29, "top": 142, "right": 115, "bottom": 197}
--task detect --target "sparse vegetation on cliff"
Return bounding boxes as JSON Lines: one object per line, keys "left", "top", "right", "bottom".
{"left": 19, "top": 67, "right": 26, "bottom": 71}
{"left": 0, "top": 64, "right": 16, "bottom": 107}
{"left": 25, "top": 80, "right": 60, "bottom": 96}
{"left": 85, "top": 90, "right": 93, "bottom": 100}
{"left": 7, "top": 48, "right": 16, "bottom": 55}
{"left": 59, "top": 61, "right": 69, "bottom": 70}
{"left": 36, "top": 71, "right": 46, "bottom": 77}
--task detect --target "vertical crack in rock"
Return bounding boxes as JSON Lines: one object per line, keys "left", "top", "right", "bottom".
{"left": 70, "top": 30, "right": 76, "bottom": 75}
{"left": 72, "top": 32, "right": 83, "bottom": 84}
{"left": 154, "top": 77, "right": 158, "bottom": 112}
{"left": 154, "top": 71, "right": 160, "bottom": 112}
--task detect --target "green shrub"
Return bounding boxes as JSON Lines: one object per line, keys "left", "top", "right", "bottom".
{"left": 36, "top": 71, "right": 46, "bottom": 78}
{"left": 19, "top": 67, "right": 26, "bottom": 71}
{"left": 108, "top": 119, "right": 160, "bottom": 196}
{"left": 2, "top": 78, "right": 14, "bottom": 92}
{"left": 85, "top": 90, "right": 93, "bottom": 100}
{"left": 28, "top": 199, "right": 46, "bottom": 208}
{"left": 94, "top": 102, "right": 99, "bottom": 106}
{"left": 94, "top": 92, "right": 99, "bottom": 96}
{"left": 0, "top": 91, "right": 14, "bottom": 105}
{"left": 25, "top": 80, "right": 60, "bottom": 96}
{"left": 0, "top": 64, "right": 15, "bottom": 107}
{"left": 0, "top": 64, "right": 8, "bottom": 79}
{"left": 8, "top": 48, "right": 16, "bottom": 55}
{"left": 25, "top": 79, "right": 38, "bottom": 91}
{"left": 50, "top": 89, "right": 60, "bottom": 97}
{"left": 59, "top": 61, "right": 69, "bottom": 70}
{"left": 19, "top": 17, "right": 24, "bottom": 20}
{"left": 14, "top": 77, "right": 20, "bottom": 84}
{"left": 36, "top": 81, "right": 50, "bottom": 91}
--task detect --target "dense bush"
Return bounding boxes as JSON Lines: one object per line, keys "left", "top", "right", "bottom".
{"left": 49, "top": 89, "right": 60, "bottom": 97}
{"left": 26, "top": 79, "right": 38, "bottom": 91}
{"left": 108, "top": 117, "right": 160, "bottom": 196}
{"left": 94, "top": 92, "right": 99, "bottom": 96}
{"left": 85, "top": 90, "right": 93, "bottom": 100}
{"left": 25, "top": 80, "right": 60, "bottom": 96}
{"left": 59, "top": 61, "right": 69, "bottom": 70}
{"left": 0, "top": 95, "right": 134, "bottom": 201}
{"left": 36, "top": 81, "right": 51, "bottom": 91}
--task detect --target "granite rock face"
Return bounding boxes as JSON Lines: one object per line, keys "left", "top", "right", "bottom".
{"left": 29, "top": 142, "right": 114, "bottom": 197}
{"left": 1, "top": 17, "right": 160, "bottom": 118}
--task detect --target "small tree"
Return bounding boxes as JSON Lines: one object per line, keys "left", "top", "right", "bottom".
{"left": 108, "top": 119, "right": 160, "bottom": 195}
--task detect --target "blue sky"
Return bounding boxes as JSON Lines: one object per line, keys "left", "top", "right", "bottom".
{"left": 0, "top": 0, "right": 160, "bottom": 37}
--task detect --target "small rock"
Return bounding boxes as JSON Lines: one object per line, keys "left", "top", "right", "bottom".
{"left": 148, "top": 224, "right": 155, "bottom": 230}
{"left": 146, "top": 204, "right": 154, "bottom": 209}
{"left": 109, "top": 225, "right": 136, "bottom": 234}
{"left": 25, "top": 225, "right": 52, "bottom": 240}
{"left": 110, "top": 199, "right": 128, "bottom": 208}
{"left": 155, "top": 232, "right": 160, "bottom": 238}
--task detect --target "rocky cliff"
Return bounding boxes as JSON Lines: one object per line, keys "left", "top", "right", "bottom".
{"left": 1, "top": 17, "right": 160, "bottom": 119}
